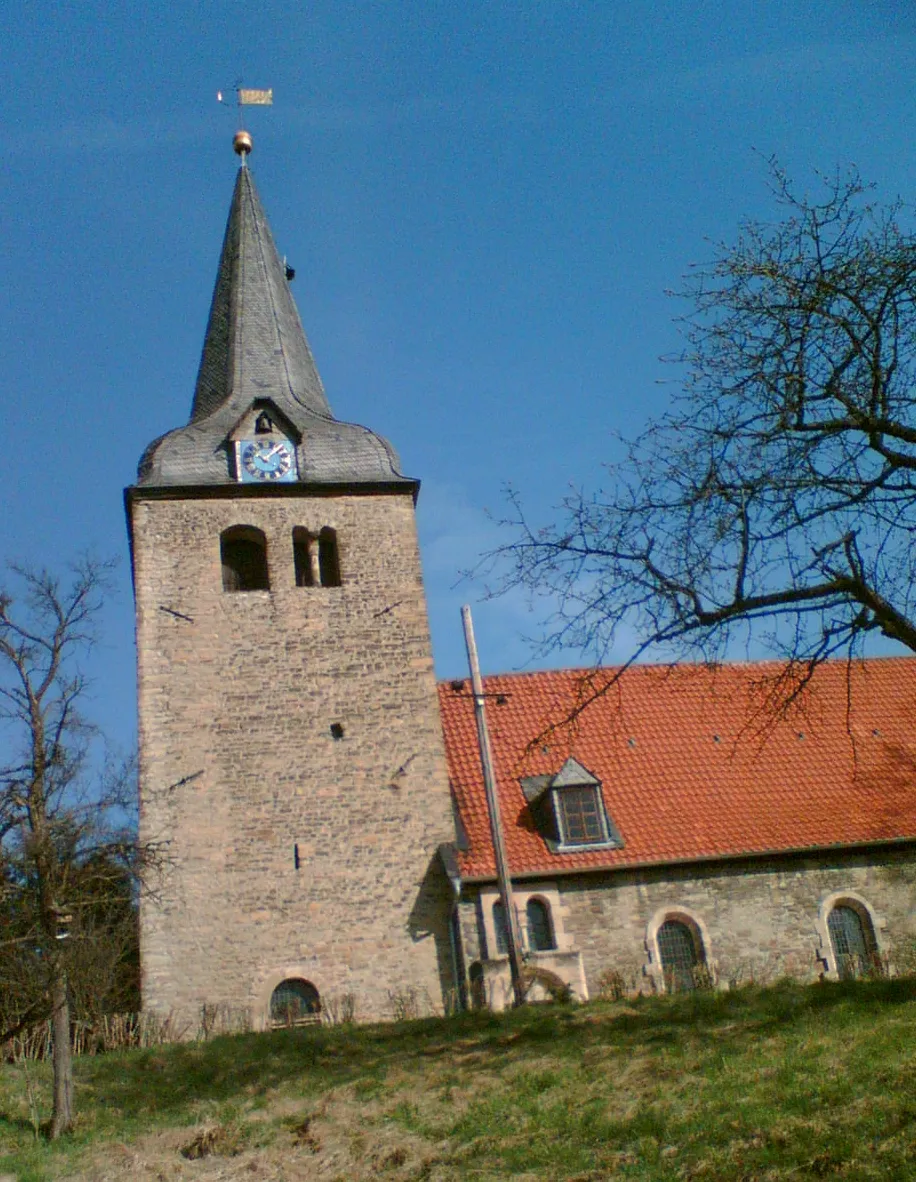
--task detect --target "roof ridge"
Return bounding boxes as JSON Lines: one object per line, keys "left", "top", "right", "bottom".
{"left": 437, "top": 653, "right": 916, "bottom": 687}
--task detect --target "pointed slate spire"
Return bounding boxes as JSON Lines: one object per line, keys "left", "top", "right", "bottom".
{"left": 136, "top": 149, "right": 412, "bottom": 490}
{"left": 190, "top": 165, "right": 332, "bottom": 424}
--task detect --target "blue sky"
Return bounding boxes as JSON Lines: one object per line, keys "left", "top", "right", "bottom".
{"left": 3, "top": 1, "right": 915, "bottom": 757}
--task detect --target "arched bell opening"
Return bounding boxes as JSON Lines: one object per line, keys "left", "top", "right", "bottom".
{"left": 221, "top": 525, "right": 269, "bottom": 592}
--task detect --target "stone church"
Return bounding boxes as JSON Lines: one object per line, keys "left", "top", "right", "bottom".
{"left": 129, "top": 138, "right": 916, "bottom": 1027}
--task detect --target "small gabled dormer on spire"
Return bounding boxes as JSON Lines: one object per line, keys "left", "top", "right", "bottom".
{"left": 135, "top": 133, "right": 412, "bottom": 491}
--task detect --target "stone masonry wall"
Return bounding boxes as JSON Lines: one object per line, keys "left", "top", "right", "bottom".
{"left": 131, "top": 488, "right": 456, "bottom": 1027}
{"left": 458, "top": 848, "right": 916, "bottom": 995}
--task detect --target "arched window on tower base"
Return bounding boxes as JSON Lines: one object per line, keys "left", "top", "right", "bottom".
{"left": 269, "top": 978, "right": 321, "bottom": 1027}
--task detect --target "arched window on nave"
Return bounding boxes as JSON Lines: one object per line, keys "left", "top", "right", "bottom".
{"left": 657, "top": 918, "right": 706, "bottom": 993}
{"left": 526, "top": 898, "right": 555, "bottom": 952}
{"left": 492, "top": 899, "right": 509, "bottom": 957}
{"left": 828, "top": 904, "right": 879, "bottom": 980}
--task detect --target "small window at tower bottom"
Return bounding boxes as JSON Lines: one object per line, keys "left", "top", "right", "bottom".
{"left": 270, "top": 978, "right": 320, "bottom": 1026}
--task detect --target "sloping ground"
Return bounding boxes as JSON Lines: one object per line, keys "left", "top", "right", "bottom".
{"left": 2, "top": 980, "right": 916, "bottom": 1181}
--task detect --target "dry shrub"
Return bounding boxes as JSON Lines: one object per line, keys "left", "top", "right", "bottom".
{"left": 595, "top": 968, "right": 637, "bottom": 1001}
{"left": 692, "top": 963, "right": 716, "bottom": 991}
{"left": 322, "top": 992, "right": 357, "bottom": 1026}
{"left": 892, "top": 937, "right": 916, "bottom": 977}
{"left": 441, "top": 987, "right": 463, "bottom": 1017}
{"left": 180, "top": 1121, "right": 247, "bottom": 1160}
{"left": 377, "top": 1146, "right": 408, "bottom": 1168}
{"left": 2, "top": 1022, "right": 52, "bottom": 1063}
{"left": 291, "top": 1115, "right": 321, "bottom": 1152}
{"left": 197, "top": 1002, "right": 252, "bottom": 1040}
{"left": 388, "top": 986, "right": 420, "bottom": 1022}
{"left": 726, "top": 958, "right": 777, "bottom": 990}
{"left": 2, "top": 1003, "right": 252, "bottom": 1063}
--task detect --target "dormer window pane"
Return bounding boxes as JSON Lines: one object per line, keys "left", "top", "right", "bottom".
{"left": 558, "top": 785, "right": 604, "bottom": 845}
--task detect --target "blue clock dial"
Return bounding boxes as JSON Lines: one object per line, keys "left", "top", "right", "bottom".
{"left": 239, "top": 439, "right": 297, "bottom": 483}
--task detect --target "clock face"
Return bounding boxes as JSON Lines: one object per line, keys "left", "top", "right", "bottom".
{"left": 238, "top": 439, "right": 298, "bottom": 483}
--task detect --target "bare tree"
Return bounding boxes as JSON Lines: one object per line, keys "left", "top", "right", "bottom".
{"left": 0, "top": 560, "right": 141, "bottom": 1138}
{"left": 494, "top": 164, "right": 916, "bottom": 707}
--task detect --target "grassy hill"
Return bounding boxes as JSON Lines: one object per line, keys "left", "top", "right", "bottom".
{"left": 2, "top": 979, "right": 916, "bottom": 1180}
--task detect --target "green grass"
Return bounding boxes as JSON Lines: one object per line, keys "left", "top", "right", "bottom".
{"left": 2, "top": 979, "right": 916, "bottom": 1179}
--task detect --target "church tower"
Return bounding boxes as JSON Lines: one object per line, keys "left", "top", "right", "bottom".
{"left": 127, "top": 136, "right": 456, "bottom": 1025}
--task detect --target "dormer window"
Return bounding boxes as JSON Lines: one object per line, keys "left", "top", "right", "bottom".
{"left": 556, "top": 784, "right": 605, "bottom": 846}
{"left": 521, "top": 757, "right": 623, "bottom": 853}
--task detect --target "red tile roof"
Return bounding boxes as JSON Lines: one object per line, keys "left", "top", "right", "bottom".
{"left": 438, "top": 658, "right": 916, "bottom": 881}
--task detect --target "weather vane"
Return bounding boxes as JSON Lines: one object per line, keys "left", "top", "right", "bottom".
{"left": 217, "top": 82, "right": 273, "bottom": 162}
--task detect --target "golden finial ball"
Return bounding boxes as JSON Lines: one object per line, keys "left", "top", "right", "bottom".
{"left": 233, "top": 130, "right": 253, "bottom": 157}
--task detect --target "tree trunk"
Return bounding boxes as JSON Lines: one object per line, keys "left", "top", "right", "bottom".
{"left": 49, "top": 967, "right": 72, "bottom": 1139}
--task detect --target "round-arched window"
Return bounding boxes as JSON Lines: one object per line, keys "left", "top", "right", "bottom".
{"left": 828, "top": 904, "right": 878, "bottom": 980}
{"left": 657, "top": 919, "right": 704, "bottom": 993}
{"left": 492, "top": 900, "right": 509, "bottom": 956}
{"left": 526, "top": 898, "right": 555, "bottom": 952}
{"left": 270, "top": 978, "right": 321, "bottom": 1025}
{"left": 221, "top": 525, "right": 269, "bottom": 592}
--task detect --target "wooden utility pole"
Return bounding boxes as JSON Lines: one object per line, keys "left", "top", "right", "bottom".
{"left": 461, "top": 605, "right": 526, "bottom": 1007}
